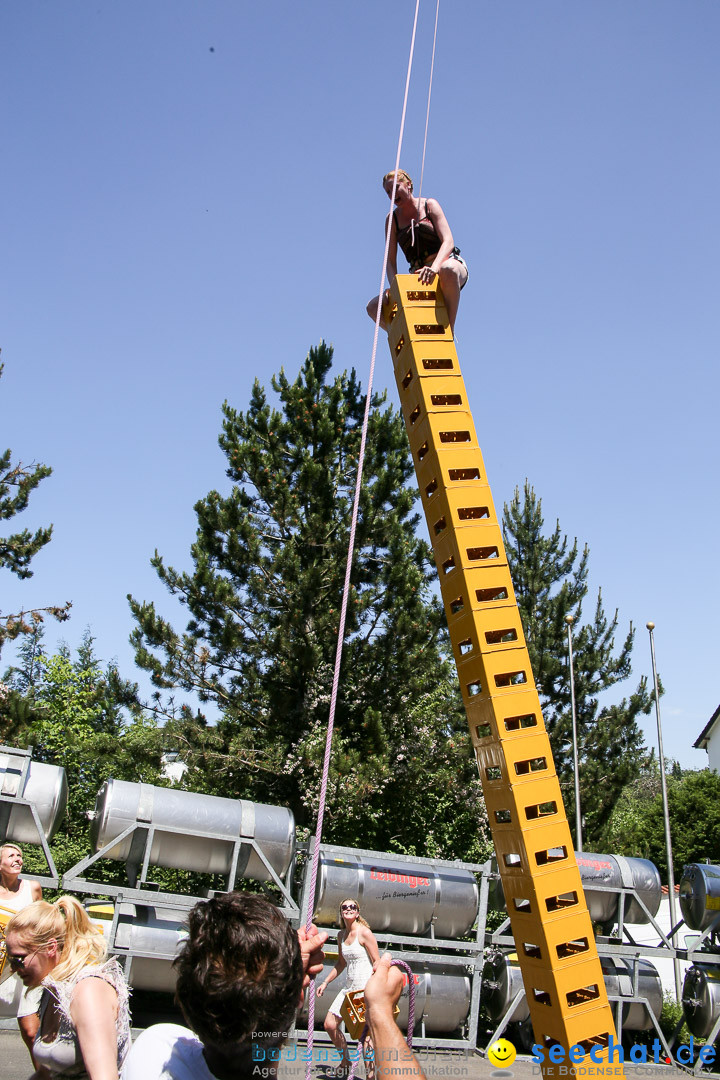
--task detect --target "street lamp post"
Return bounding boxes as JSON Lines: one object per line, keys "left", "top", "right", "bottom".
{"left": 565, "top": 614, "right": 582, "bottom": 853}
{"left": 646, "top": 621, "right": 682, "bottom": 1002}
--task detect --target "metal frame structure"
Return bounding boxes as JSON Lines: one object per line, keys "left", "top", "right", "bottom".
{"left": 488, "top": 881, "right": 720, "bottom": 1072}
{"left": 62, "top": 819, "right": 299, "bottom": 917}
{"left": 292, "top": 839, "right": 491, "bottom": 1050}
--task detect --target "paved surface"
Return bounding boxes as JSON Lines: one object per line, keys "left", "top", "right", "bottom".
{"left": 0, "top": 1026, "right": 680, "bottom": 1080}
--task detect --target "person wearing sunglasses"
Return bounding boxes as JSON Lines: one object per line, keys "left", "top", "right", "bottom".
{"left": 316, "top": 899, "right": 380, "bottom": 1078}
{"left": 4, "top": 895, "right": 131, "bottom": 1080}
{"left": 0, "top": 842, "right": 43, "bottom": 1066}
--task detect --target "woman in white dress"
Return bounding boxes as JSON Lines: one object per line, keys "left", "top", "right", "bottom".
{"left": 0, "top": 842, "right": 43, "bottom": 1065}
{"left": 316, "top": 899, "right": 380, "bottom": 1077}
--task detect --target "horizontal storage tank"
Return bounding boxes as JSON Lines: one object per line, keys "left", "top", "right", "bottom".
{"left": 480, "top": 951, "right": 529, "bottom": 1022}
{"left": 575, "top": 853, "right": 662, "bottom": 925}
{"left": 682, "top": 964, "right": 720, "bottom": 1039}
{"left": 489, "top": 852, "right": 661, "bottom": 926}
{"left": 679, "top": 864, "right": 720, "bottom": 932}
{"left": 481, "top": 952, "right": 662, "bottom": 1031}
{"left": 89, "top": 779, "right": 295, "bottom": 881}
{"left": 313, "top": 852, "right": 478, "bottom": 939}
{"left": 600, "top": 957, "right": 663, "bottom": 1030}
{"left": 113, "top": 903, "right": 187, "bottom": 994}
{"left": 0, "top": 751, "right": 67, "bottom": 842}
{"left": 301, "top": 953, "right": 471, "bottom": 1034}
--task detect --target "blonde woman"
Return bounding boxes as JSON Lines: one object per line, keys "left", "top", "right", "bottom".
{"left": 0, "top": 842, "right": 43, "bottom": 1063}
{"left": 316, "top": 899, "right": 380, "bottom": 1077}
{"left": 5, "top": 895, "right": 130, "bottom": 1080}
{"left": 366, "top": 168, "right": 468, "bottom": 334}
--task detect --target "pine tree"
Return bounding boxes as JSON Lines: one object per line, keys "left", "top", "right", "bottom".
{"left": 0, "top": 362, "right": 71, "bottom": 651}
{"left": 502, "top": 482, "right": 652, "bottom": 847}
{"left": 128, "top": 343, "right": 490, "bottom": 859}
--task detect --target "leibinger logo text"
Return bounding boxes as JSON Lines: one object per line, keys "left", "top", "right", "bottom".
{"left": 532, "top": 1037, "right": 716, "bottom": 1068}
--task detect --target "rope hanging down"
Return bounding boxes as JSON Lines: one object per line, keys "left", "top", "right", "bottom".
{"left": 303, "top": 2, "right": 438, "bottom": 1076}
{"left": 416, "top": 0, "right": 441, "bottom": 205}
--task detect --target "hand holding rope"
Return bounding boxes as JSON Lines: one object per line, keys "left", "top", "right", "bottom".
{"left": 345, "top": 958, "right": 417, "bottom": 1080}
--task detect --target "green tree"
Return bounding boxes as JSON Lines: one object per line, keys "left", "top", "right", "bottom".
{"left": 0, "top": 362, "right": 71, "bottom": 651}
{"left": 606, "top": 766, "right": 720, "bottom": 882}
{"left": 0, "top": 623, "right": 48, "bottom": 745}
{"left": 502, "top": 482, "right": 653, "bottom": 847}
{"left": 3, "top": 630, "right": 165, "bottom": 877}
{"left": 128, "top": 343, "right": 490, "bottom": 860}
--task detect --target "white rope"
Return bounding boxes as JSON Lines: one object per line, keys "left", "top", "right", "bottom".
{"left": 303, "top": 4, "right": 422, "bottom": 1077}
{"left": 416, "top": 0, "right": 441, "bottom": 203}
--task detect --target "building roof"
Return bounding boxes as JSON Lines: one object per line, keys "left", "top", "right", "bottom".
{"left": 694, "top": 703, "right": 720, "bottom": 749}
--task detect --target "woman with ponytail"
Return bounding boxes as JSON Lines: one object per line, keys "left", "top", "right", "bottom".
{"left": 5, "top": 895, "right": 131, "bottom": 1079}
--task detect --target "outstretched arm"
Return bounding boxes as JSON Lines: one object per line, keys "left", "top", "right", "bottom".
{"left": 364, "top": 954, "right": 425, "bottom": 1080}
{"left": 316, "top": 931, "right": 347, "bottom": 997}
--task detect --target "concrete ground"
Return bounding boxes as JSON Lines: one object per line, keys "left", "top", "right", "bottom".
{"left": 0, "top": 1024, "right": 681, "bottom": 1080}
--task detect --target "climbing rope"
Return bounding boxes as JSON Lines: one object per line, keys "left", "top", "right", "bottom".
{"left": 416, "top": 0, "right": 441, "bottom": 205}
{"left": 303, "top": 4, "right": 423, "bottom": 1078}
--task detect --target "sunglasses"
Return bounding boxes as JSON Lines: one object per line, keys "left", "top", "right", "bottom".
{"left": 6, "top": 947, "right": 41, "bottom": 970}
{"left": 341, "top": 904, "right": 358, "bottom": 911}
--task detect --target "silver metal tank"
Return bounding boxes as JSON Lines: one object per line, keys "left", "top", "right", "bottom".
{"left": 301, "top": 954, "right": 471, "bottom": 1034}
{"left": 313, "top": 852, "right": 478, "bottom": 939}
{"left": 481, "top": 952, "right": 662, "bottom": 1030}
{"left": 600, "top": 957, "right": 663, "bottom": 1030}
{"left": 574, "top": 853, "right": 662, "bottom": 925}
{"left": 480, "top": 951, "right": 529, "bottom": 1022}
{"left": 680, "top": 864, "right": 720, "bottom": 932}
{"left": 682, "top": 964, "right": 720, "bottom": 1039}
{"left": 113, "top": 902, "right": 187, "bottom": 994}
{"left": 489, "top": 852, "right": 661, "bottom": 926}
{"left": 89, "top": 779, "right": 295, "bottom": 881}
{"left": 0, "top": 751, "right": 68, "bottom": 842}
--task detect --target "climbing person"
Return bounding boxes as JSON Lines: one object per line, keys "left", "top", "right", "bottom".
{"left": 316, "top": 898, "right": 380, "bottom": 1078}
{"left": 0, "top": 842, "right": 43, "bottom": 1067}
{"left": 366, "top": 169, "right": 468, "bottom": 334}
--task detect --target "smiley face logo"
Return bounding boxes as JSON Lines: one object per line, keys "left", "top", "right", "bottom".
{"left": 488, "top": 1038, "right": 516, "bottom": 1069}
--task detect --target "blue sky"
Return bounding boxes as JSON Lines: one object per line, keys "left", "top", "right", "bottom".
{"left": 1, "top": 1, "right": 718, "bottom": 771}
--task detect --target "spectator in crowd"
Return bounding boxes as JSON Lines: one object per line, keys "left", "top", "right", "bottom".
{"left": 5, "top": 894, "right": 131, "bottom": 1080}
{"left": 316, "top": 898, "right": 379, "bottom": 1078}
{"left": 122, "top": 891, "right": 327, "bottom": 1080}
{"left": 122, "top": 891, "right": 425, "bottom": 1080}
{"left": 0, "top": 842, "right": 43, "bottom": 1065}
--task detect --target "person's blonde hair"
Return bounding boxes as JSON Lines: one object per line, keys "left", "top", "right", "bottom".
{"left": 382, "top": 169, "right": 413, "bottom": 193}
{"left": 0, "top": 843, "right": 22, "bottom": 861}
{"left": 7, "top": 896, "right": 106, "bottom": 982}
{"left": 338, "top": 898, "right": 370, "bottom": 930}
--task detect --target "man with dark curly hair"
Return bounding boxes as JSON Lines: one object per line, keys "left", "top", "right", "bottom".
{"left": 122, "top": 892, "right": 327, "bottom": 1080}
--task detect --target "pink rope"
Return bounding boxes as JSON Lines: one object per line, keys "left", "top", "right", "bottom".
{"left": 303, "top": 5, "right": 421, "bottom": 1078}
